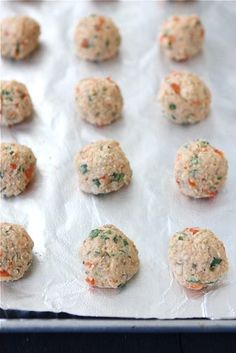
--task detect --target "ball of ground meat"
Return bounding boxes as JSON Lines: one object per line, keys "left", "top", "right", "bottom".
{"left": 75, "top": 140, "right": 132, "bottom": 195}
{"left": 174, "top": 140, "right": 228, "bottom": 198}
{"left": 0, "top": 16, "right": 40, "bottom": 60}
{"left": 158, "top": 71, "right": 211, "bottom": 124}
{"left": 0, "top": 222, "right": 34, "bottom": 281}
{"left": 80, "top": 224, "right": 139, "bottom": 288}
{"left": 75, "top": 77, "right": 123, "bottom": 127}
{"left": 159, "top": 15, "right": 204, "bottom": 61}
{"left": 74, "top": 14, "right": 121, "bottom": 62}
{"left": 0, "top": 143, "right": 37, "bottom": 198}
{"left": 0, "top": 80, "right": 33, "bottom": 126}
{"left": 168, "top": 227, "right": 228, "bottom": 290}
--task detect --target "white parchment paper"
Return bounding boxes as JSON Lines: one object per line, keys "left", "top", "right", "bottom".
{"left": 0, "top": 0, "right": 236, "bottom": 319}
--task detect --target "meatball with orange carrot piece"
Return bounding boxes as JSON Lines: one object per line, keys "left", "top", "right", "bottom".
{"left": 0, "top": 143, "right": 36, "bottom": 197}
{"left": 168, "top": 227, "right": 228, "bottom": 290}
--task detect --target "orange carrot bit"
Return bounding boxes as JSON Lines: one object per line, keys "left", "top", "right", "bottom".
{"left": 0, "top": 270, "right": 10, "bottom": 277}
{"left": 84, "top": 261, "right": 93, "bottom": 268}
{"left": 168, "top": 35, "right": 176, "bottom": 44}
{"left": 10, "top": 163, "right": 17, "bottom": 170}
{"left": 214, "top": 148, "right": 224, "bottom": 157}
{"left": 95, "top": 17, "right": 105, "bottom": 31}
{"left": 176, "top": 178, "right": 180, "bottom": 185}
{"left": 186, "top": 228, "right": 199, "bottom": 235}
{"left": 86, "top": 277, "right": 96, "bottom": 286}
{"left": 171, "top": 83, "right": 181, "bottom": 94}
{"left": 192, "top": 100, "right": 201, "bottom": 105}
{"left": 208, "top": 191, "right": 217, "bottom": 198}
{"left": 186, "top": 282, "right": 204, "bottom": 291}
{"left": 188, "top": 179, "right": 196, "bottom": 188}
{"left": 24, "top": 165, "right": 34, "bottom": 180}
{"left": 200, "top": 28, "right": 205, "bottom": 37}
{"left": 81, "top": 38, "right": 89, "bottom": 48}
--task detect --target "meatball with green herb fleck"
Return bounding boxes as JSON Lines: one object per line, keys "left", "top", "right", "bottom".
{"left": 159, "top": 15, "right": 204, "bottom": 61}
{"left": 75, "top": 77, "right": 123, "bottom": 127}
{"left": 168, "top": 227, "right": 228, "bottom": 290}
{"left": 0, "top": 222, "right": 34, "bottom": 281}
{"left": 0, "top": 16, "right": 40, "bottom": 60}
{"left": 174, "top": 140, "right": 228, "bottom": 198}
{"left": 0, "top": 80, "right": 33, "bottom": 126}
{"left": 158, "top": 71, "right": 211, "bottom": 124}
{"left": 0, "top": 143, "right": 37, "bottom": 197}
{"left": 75, "top": 140, "right": 132, "bottom": 195}
{"left": 74, "top": 14, "right": 121, "bottom": 62}
{"left": 80, "top": 224, "right": 139, "bottom": 288}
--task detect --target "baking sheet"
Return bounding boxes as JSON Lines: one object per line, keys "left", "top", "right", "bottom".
{"left": 0, "top": 0, "right": 236, "bottom": 319}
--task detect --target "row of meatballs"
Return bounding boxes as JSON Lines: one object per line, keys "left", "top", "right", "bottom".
{"left": 0, "top": 222, "right": 228, "bottom": 292}
{"left": 0, "top": 139, "right": 228, "bottom": 199}
{"left": 1, "top": 70, "right": 211, "bottom": 127}
{"left": 1, "top": 14, "right": 204, "bottom": 62}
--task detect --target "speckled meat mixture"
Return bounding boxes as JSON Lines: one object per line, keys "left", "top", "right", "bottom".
{"left": 174, "top": 140, "right": 228, "bottom": 198}
{"left": 0, "top": 80, "right": 33, "bottom": 126}
{"left": 75, "top": 140, "right": 132, "bottom": 195}
{"left": 0, "top": 143, "right": 37, "bottom": 197}
{"left": 75, "top": 77, "right": 123, "bottom": 127}
{"left": 159, "top": 15, "right": 204, "bottom": 61}
{"left": 0, "top": 222, "right": 34, "bottom": 281}
{"left": 80, "top": 224, "right": 139, "bottom": 288}
{"left": 74, "top": 14, "right": 121, "bottom": 62}
{"left": 168, "top": 227, "right": 228, "bottom": 290}
{"left": 158, "top": 71, "right": 211, "bottom": 124}
{"left": 0, "top": 15, "right": 40, "bottom": 60}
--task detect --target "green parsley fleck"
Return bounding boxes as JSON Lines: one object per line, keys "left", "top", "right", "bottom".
{"left": 105, "top": 39, "right": 110, "bottom": 47}
{"left": 113, "top": 235, "right": 119, "bottom": 243}
{"left": 89, "top": 229, "right": 101, "bottom": 239}
{"left": 169, "top": 103, "right": 176, "bottom": 110}
{"left": 16, "top": 43, "right": 20, "bottom": 55}
{"left": 111, "top": 172, "right": 125, "bottom": 182}
{"left": 198, "top": 140, "right": 209, "bottom": 147}
{"left": 117, "top": 282, "right": 126, "bottom": 288}
{"left": 187, "top": 276, "right": 200, "bottom": 284}
{"left": 210, "top": 257, "right": 222, "bottom": 271}
{"left": 217, "top": 176, "right": 222, "bottom": 180}
{"left": 123, "top": 239, "right": 129, "bottom": 246}
{"left": 80, "top": 164, "right": 88, "bottom": 174}
{"left": 92, "top": 178, "right": 101, "bottom": 187}
{"left": 178, "top": 236, "right": 184, "bottom": 240}
{"left": 100, "top": 233, "right": 110, "bottom": 240}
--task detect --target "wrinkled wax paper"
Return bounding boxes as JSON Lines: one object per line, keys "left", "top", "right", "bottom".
{"left": 1, "top": 0, "right": 236, "bottom": 319}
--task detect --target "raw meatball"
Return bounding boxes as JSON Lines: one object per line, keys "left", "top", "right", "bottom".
{"left": 0, "top": 222, "right": 34, "bottom": 281}
{"left": 74, "top": 14, "right": 121, "bottom": 62}
{"left": 75, "top": 140, "right": 132, "bottom": 195}
{"left": 158, "top": 71, "right": 211, "bottom": 124}
{"left": 0, "top": 80, "right": 33, "bottom": 126}
{"left": 0, "top": 16, "right": 40, "bottom": 60}
{"left": 168, "top": 227, "right": 228, "bottom": 290}
{"left": 80, "top": 224, "right": 139, "bottom": 288}
{"left": 0, "top": 143, "right": 37, "bottom": 198}
{"left": 75, "top": 77, "right": 123, "bottom": 127}
{"left": 159, "top": 15, "right": 204, "bottom": 61}
{"left": 174, "top": 140, "right": 228, "bottom": 198}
